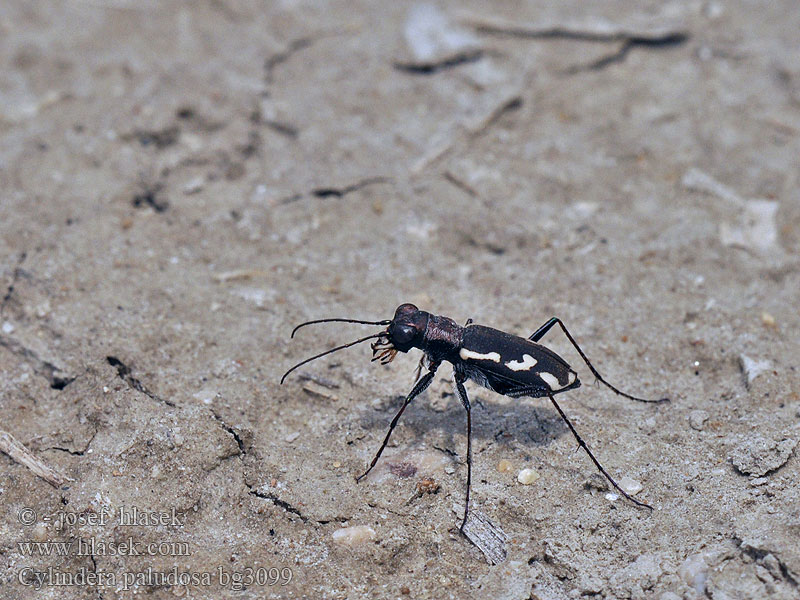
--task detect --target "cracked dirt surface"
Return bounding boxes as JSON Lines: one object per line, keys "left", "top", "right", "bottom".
{"left": 2, "top": 1, "right": 799, "bottom": 599}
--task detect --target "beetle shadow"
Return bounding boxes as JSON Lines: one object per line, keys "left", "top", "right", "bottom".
{"left": 355, "top": 388, "right": 570, "bottom": 457}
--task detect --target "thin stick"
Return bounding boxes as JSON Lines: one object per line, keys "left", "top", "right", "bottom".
{"left": 0, "top": 430, "right": 68, "bottom": 488}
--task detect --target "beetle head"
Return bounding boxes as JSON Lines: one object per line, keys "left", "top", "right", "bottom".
{"left": 386, "top": 303, "right": 428, "bottom": 352}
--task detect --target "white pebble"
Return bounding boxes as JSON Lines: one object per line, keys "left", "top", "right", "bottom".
{"left": 183, "top": 176, "right": 205, "bottom": 195}
{"left": 404, "top": 4, "right": 477, "bottom": 61}
{"left": 678, "top": 552, "right": 709, "bottom": 595}
{"left": 332, "top": 525, "right": 376, "bottom": 547}
{"left": 618, "top": 476, "right": 643, "bottom": 495}
{"left": 689, "top": 410, "right": 709, "bottom": 431}
{"left": 32, "top": 522, "right": 49, "bottom": 541}
{"left": 2, "top": 321, "right": 14, "bottom": 334}
{"left": 192, "top": 389, "right": 217, "bottom": 404}
{"left": 739, "top": 354, "right": 772, "bottom": 386}
{"left": 284, "top": 432, "right": 300, "bottom": 443}
{"left": 517, "top": 468, "right": 540, "bottom": 485}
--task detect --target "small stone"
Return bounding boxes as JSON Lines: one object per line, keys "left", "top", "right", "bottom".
{"left": 739, "top": 354, "right": 772, "bottom": 388}
{"left": 416, "top": 477, "right": 440, "bottom": 495}
{"left": 678, "top": 552, "right": 709, "bottom": 595}
{"left": 150, "top": 464, "right": 165, "bottom": 480}
{"left": 618, "top": 476, "right": 643, "bottom": 495}
{"left": 285, "top": 432, "right": 300, "bottom": 443}
{"left": 183, "top": 176, "right": 205, "bottom": 195}
{"left": 689, "top": 410, "right": 709, "bottom": 431}
{"left": 497, "top": 459, "right": 513, "bottom": 473}
{"left": 761, "top": 312, "right": 776, "bottom": 327}
{"left": 403, "top": 4, "right": 477, "bottom": 62}
{"left": 332, "top": 525, "right": 376, "bottom": 546}
{"left": 192, "top": 389, "right": 217, "bottom": 404}
{"left": 32, "top": 522, "right": 49, "bottom": 541}
{"left": 2, "top": 321, "right": 14, "bottom": 334}
{"left": 332, "top": 461, "right": 341, "bottom": 468}
{"left": 517, "top": 468, "right": 540, "bottom": 485}
{"left": 730, "top": 435, "right": 797, "bottom": 477}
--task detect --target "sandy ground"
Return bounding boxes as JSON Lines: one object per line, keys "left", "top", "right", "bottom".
{"left": 2, "top": 1, "right": 800, "bottom": 598}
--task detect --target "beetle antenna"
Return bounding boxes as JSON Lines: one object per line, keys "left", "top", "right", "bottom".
{"left": 291, "top": 318, "right": 392, "bottom": 338}
{"left": 280, "top": 333, "right": 386, "bottom": 384}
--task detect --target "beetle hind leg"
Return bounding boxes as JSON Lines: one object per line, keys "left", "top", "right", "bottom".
{"left": 530, "top": 317, "right": 668, "bottom": 404}
{"left": 546, "top": 393, "right": 653, "bottom": 510}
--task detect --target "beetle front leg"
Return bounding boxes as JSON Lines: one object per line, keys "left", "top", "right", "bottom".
{"left": 356, "top": 365, "right": 438, "bottom": 483}
{"left": 453, "top": 371, "right": 472, "bottom": 532}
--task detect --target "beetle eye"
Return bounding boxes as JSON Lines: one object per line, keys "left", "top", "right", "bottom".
{"left": 394, "top": 325, "right": 415, "bottom": 344}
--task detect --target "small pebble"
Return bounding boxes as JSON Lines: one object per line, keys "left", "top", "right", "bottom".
{"left": 497, "top": 459, "right": 513, "bottom": 473}
{"left": 618, "top": 476, "right": 643, "bottom": 495}
{"left": 689, "top": 410, "right": 709, "bottom": 431}
{"left": 761, "top": 312, "right": 776, "bottom": 327}
{"left": 2, "top": 321, "right": 14, "bottom": 334}
{"left": 183, "top": 176, "right": 205, "bottom": 195}
{"left": 285, "top": 432, "right": 300, "bottom": 443}
{"left": 32, "top": 522, "right": 49, "bottom": 541}
{"left": 517, "top": 468, "right": 540, "bottom": 485}
{"left": 730, "top": 435, "right": 796, "bottom": 477}
{"left": 192, "top": 389, "right": 217, "bottom": 404}
{"left": 739, "top": 354, "right": 772, "bottom": 387}
{"left": 332, "top": 525, "right": 376, "bottom": 547}
{"left": 416, "top": 477, "right": 440, "bottom": 494}
{"left": 678, "top": 552, "right": 709, "bottom": 595}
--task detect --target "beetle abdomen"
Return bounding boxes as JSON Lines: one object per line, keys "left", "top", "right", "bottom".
{"left": 459, "top": 325, "right": 579, "bottom": 397}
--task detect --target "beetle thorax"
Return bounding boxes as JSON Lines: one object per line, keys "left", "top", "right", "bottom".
{"left": 422, "top": 314, "right": 464, "bottom": 359}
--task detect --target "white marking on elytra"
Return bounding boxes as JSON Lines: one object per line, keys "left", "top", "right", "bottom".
{"left": 567, "top": 371, "right": 576, "bottom": 385}
{"left": 459, "top": 348, "right": 501, "bottom": 362}
{"left": 506, "top": 354, "right": 538, "bottom": 371}
{"left": 539, "top": 372, "right": 560, "bottom": 390}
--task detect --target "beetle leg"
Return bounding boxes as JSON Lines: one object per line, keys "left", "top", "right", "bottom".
{"left": 453, "top": 371, "right": 472, "bottom": 531}
{"left": 546, "top": 392, "right": 653, "bottom": 510}
{"left": 529, "top": 317, "right": 668, "bottom": 404}
{"left": 356, "top": 365, "right": 438, "bottom": 483}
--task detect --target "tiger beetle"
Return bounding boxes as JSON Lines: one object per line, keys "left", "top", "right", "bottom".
{"left": 280, "top": 303, "right": 668, "bottom": 531}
